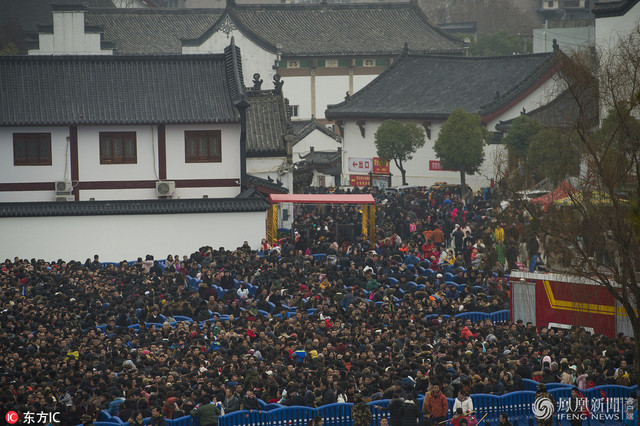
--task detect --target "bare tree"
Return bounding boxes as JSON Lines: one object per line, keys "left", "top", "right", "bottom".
{"left": 498, "top": 27, "right": 640, "bottom": 379}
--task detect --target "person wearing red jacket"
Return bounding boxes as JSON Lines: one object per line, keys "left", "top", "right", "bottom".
{"left": 422, "top": 384, "right": 448, "bottom": 425}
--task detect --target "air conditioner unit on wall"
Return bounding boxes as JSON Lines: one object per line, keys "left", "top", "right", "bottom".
{"left": 55, "top": 180, "right": 73, "bottom": 193}
{"left": 55, "top": 194, "right": 75, "bottom": 202}
{"left": 156, "top": 181, "right": 175, "bottom": 198}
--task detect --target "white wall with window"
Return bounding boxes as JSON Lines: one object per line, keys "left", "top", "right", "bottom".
{"left": 282, "top": 77, "right": 313, "bottom": 119}
{"left": 165, "top": 124, "right": 241, "bottom": 181}
{"left": 78, "top": 126, "right": 156, "bottom": 181}
{"left": 0, "top": 127, "right": 70, "bottom": 202}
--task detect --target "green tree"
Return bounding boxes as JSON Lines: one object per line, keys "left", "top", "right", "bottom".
{"left": 468, "top": 31, "right": 524, "bottom": 57}
{"left": 527, "top": 127, "right": 581, "bottom": 185}
{"left": 503, "top": 114, "right": 541, "bottom": 160}
{"left": 374, "top": 120, "right": 425, "bottom": 186}
{"left": 434, "top": 108, "right": 488, "bottom": 201}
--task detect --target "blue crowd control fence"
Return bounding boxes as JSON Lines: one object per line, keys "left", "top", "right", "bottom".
{"left": 490, "top": 309, "right": 511, "bottom": 323}
{"left": 317, "top": 403, "right": 354, "bottom": 426}
{"left": 93, "top": 384, "right": 638, "bottom": 426}
{"left": 367, "top": 400, "right": 390, "bottom": 426}
{"left": 426, "top": 311, "right": 510, "bottom": 325}
{"left": 471, "top": 394, "right": 501, "bottom": 424}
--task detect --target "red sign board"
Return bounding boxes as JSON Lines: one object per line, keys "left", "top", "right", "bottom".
{"left": 429, "top": 160, "right": 456, "bottom": 171}
{"left": 349, "top": 174, "right": 371, "bottom": 187}
{"left": 373, "top": 157, "right": 390, "bottom": 174}
{"left": 534, "top": 277, "right": 616, "bottom": 336}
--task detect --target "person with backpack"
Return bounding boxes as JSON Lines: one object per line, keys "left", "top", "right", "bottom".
{"left": 400, "top": 393, "right": 420, "bottom": 425}
{"left": 191, "top": 395, "right": 222, "bottom": 426}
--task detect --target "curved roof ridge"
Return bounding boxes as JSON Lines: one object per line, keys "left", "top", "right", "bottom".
{"left": 326, "top": 48, "right": 411, "bottom": 116}
{"left": 180, "top": 10, "right": 277, "bottom": 52}
{"left": 479, "top": 50, "right": 559, "bottom": 116}
{"left": 224, "top": 37, "right": 248, "bottom": 108}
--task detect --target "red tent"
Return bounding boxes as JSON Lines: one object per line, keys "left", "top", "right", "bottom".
{"left": 530, "top": 181, "right": 577, "bottom": 209}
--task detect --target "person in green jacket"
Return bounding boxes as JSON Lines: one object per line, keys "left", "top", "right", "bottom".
{"left": 191, "top": 395, "right": 221, "bottom": 426}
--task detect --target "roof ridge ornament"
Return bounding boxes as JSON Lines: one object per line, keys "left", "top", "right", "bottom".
{"left": 403, "top": 42, "right": 409, "bottom": 54}
{"left": 220, "top": 15, "right": 236, "bottom": 38}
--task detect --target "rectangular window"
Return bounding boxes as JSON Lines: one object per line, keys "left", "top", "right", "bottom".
{"left": 99, "top": 132, "right": 137, "bottom": 164}
{"left": 290, "top": 105, "right": 299, "bottom": 117}
{"left": 185, "top": 130, "right": 222, "bottom": 163}
{"left": 13, "top": 133, "right": 52, "bottom": 166}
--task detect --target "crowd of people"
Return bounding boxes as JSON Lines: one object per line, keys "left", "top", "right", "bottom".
{"left": 0, "top": 185, "right": 636, "bottom": 426}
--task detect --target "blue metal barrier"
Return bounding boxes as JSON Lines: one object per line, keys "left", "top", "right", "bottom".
{"left": 456, "top": 311, "right": 490, "bottom": 323}
{"left": 92, "top": 385, "right": 635, "bottom": 426}
{"left": 500, "top": 391, "right": 535, "bottom": 425}
{"left": 490, "top": 309, "right": 511, "bottom": 323}
{"left": 317, "top": 402, "right": 353, "bottom": 426}
{"left": 523, "top": 379, "right": 539, "bottom": 391}
{"left": 368, "top": 400, "right": 390, "bottom": 426}
{"left": 471, "top": 394, "right": 501, "bottom": 424}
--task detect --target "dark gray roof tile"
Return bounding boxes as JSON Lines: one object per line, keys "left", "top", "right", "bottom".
{"left": 246, "top": 90, "right": 290, "bottom": 156}
{"left": 292, "top": 120, "right": 341, "bottom": 146}
{"left": 226, "top": 2, "right": 465, "bottom": 56}
{"left": 0, "top": 198, "right": 269, "bottom": 218}
{"left": 326, "top": 51, "right": 559, "bottom": 121}
{"left": 247, "top": 174, "right": 288, "bottom": 193}
{"left": 593, "top": 0, "right": 639, "bottom": 17}
{"left": 0, "top": 53, "right": 242, "bottom": 126}
{"left": 85, "top": 8, "right": 223, "bottom": 54}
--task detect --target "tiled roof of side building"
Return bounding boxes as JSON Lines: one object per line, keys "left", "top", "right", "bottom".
{"left": 0, "top": 53, "right": 243, "bottom": 126}
{"left": 246, "top": 90, "right": 291, "bottom": 157}
{"left": 85, "top": 8, "right": 223, "bottom": 54}
{"left": 0, "top": 0, "right": 113, "bottom": 33}
{"left": 593, "top": 0, "right": 640, "bottom": 17}
{"left": 298, "top": 150, "right": 342, "bottom": 166}
{"left": 0, "top": 198, "right": 269, "bottom": 218}
{"left": 325, "top": 50, "right": 559, "bottom": 121}
{"left": 495, "top": 88, "right": 599, "bottom": 132}
{"left": 78, "top": 2, "right": 463, "bottom": 56}
{"left": 208, "top": 2, "right": 465, "bottom": 56}
{"left": 291, "top": 120, "right": 341, "bottom": 146}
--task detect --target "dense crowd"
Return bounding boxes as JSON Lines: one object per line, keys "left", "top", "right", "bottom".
{"left": 0, "top": 185, "right": 636, "bottom": 426}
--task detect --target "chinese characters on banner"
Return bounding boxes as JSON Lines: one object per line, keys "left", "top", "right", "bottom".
{"left": 429, "top": 160, "right": 456, "bottom": 171}
{"left": 372, "top": 157, "right": 390, "bottom": 174}
{"left": 349, "top": 174, "right": 371, "bottom": 187}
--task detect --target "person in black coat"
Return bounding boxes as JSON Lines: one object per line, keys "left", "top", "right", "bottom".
{"left": 374, "top": 392, "right": 404, "bottom": 426}
{"left": 399, "top": 393, "right": 421, "bottom": 426}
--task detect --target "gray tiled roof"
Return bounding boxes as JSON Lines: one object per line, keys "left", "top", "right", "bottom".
{"left": 0, "top": 0, "right": 113, "bottom": 33}
{"left": 298, "top": 150, "right": 341, "bottom": 166}
{"left": 83, "top": 8, "right": 223, "bottom": 54}
{"left": 495, "top": 88, "right": 599, "bottom": 131}
{"left": 325, "top": 51, "right": 559, "bottom": 121}
{"left": 44, "top": 2, "right": 464, "bottom": 56}
{"left": 593, "top": 0, "right": 639, "bottom": 17}
{"left": 194, "top": 3, "right": 465, "bottom": 56}
{"left": 246, "top": 90, "right": 290, "bottom": 156}
{"left": 247, "top": 174, "right": 288, "bottom": 193}
{"left": 0, "top": 198, "right": 269, "bottom": 218}
{"left": 0, "top": 53, "right": 243, "bottom": 126}
{"left": 292, "top": 119, "right": 341, "bottom": 146}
